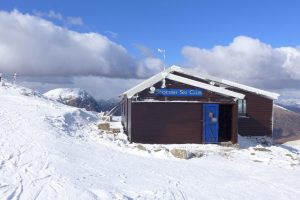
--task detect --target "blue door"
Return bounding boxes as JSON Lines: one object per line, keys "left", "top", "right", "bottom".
{"left": 203, "top": 104, "right": 219, "bottom": 143}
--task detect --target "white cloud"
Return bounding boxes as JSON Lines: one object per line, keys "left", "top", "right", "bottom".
{"left": 136, "top": 57, "right": 164, "bottom": 77}
{"left": 182, "top": 36, "right": 300, "bottom": 94}
{"left": 276, "top": 89, "right": 300, "bottom": 99}
{"left": 33, "top": 10, "right": 63, "bottom": 21}
{"left": 104, "top": 31, "right": 119, "bottom": 39}
{"left": 48, "top": 10, "right": 63, "bottom": 21}
{"left": 66, "top": 16, "right": 83, "bottom": 26}
{"left": 34, "top": 10, "right": 82, "bottom": 26}
{"left": 3, "top": 10, "right": 300, "bottom": 100}
{"left": 133, "top": 44, "right": 155, "bottom": 57}
{"left": 0, "top": 10, "right": 162, "bottom": 79}
{"left": 20, "top": 76, "right": 142, "bottom": 100}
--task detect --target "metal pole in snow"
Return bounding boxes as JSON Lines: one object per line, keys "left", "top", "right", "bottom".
{"left": 13, "top": 72, "right": 17, "bottom": 84}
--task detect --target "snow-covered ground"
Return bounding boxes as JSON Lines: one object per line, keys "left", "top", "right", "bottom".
{"left": 1, "top": 82, "right": 300, "bottom": 200}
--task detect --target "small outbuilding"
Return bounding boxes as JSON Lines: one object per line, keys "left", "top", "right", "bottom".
{"left": 120, "top": 66, "right": 279, "bottom": 144}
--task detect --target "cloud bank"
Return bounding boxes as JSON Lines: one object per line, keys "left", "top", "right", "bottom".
{"left": 20, "top": 76, "right": 142, "bottom": 100}
{"left": 182, "top": 36, "right": 300, "bottom": 92}
{"left": 0, "top": 10, "right": 162, "bottom": 79}
{"left": 1, "top": 10, "right": 300, "bottom": 100}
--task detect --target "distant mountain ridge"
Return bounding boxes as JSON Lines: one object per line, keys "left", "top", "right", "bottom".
{"left": 44, "top": 88, "right": 119, "bottom": 113}
{"left": 97, "top": 98, "right": 120, "bottom": 114}
{"left": 44, "top": 88, "right": 100, "bottom": 112}
{"left": 276, "top": 99, "right": 300, "bottom": 114}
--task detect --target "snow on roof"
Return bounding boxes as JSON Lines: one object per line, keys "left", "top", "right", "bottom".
{"left": 122, "top": 67, "right": 174, "bottom": 98}
{"left": 122, "top": 65, "right": 279, "bottom": 100}
{"left": 167, "top": 74, "right": 245, "bottom": 99}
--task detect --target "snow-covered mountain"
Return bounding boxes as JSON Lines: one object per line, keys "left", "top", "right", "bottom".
{"left": 276, "top": 98, "right": 300, "bottom": 107}
{"left": 1, "top": 82, "right": 300, "bottom": 199}
{"left": 276, "top": 99, "right": 300, "bottom": 114}
{"left": 44, "top": 88, "right": 100, "bottom": 112}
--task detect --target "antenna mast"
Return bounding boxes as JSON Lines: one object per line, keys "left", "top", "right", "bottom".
{"left": 158, "top": 48, "right": 166, "bottom": 71}
{"left": 158, "top": 48, "right": 166, "bottom": 88}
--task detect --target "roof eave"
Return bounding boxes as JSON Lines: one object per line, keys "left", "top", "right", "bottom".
{"left": 121, "top": 65, "right": 279, "bottom": 100}
{"left": 167, "top": 74, "right": 245, "bottom": 99}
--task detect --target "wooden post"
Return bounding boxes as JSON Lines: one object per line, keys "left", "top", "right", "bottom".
{"left": 231, "top": 103, "right": 238, "bottom": 144}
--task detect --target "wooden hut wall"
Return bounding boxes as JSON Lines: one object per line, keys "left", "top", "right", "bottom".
{"left": 130, "top": 102, "right": 203, "bottom": 144}
{"left": 170, "top": 71, "right": 274, "bottom": 137}
{"left": 230, "top": 89, "right": 273, "bottom": 136}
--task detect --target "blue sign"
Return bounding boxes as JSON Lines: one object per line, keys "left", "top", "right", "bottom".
{"left": 154, "top": 89, "right": 203, "bottom": 97}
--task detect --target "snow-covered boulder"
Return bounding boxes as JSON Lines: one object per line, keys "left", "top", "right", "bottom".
{"left": 170, "top": 148, "right": 189, "bottom": 159}
{"left": 44, "top": 88, "right": 100, "bottom": 112}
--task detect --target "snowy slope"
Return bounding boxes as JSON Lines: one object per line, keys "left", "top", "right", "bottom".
{"left": 1, "top": 83, "right": 300, "bottom": 200}
{"left": 44, "top": 88, "right": 100, "bottom": 112}
{"left": 273, "top": 105, "right": 300, "bottom": 143}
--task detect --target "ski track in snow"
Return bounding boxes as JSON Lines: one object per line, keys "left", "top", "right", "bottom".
{"left": 1, "top": 83, "right": 300, "bottom": 200}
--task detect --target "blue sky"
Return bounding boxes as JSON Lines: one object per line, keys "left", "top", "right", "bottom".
{"left": 2, "top": 0, "right": 300, "bottom": 64}
{"left": 1, "top": 0, "right": 300, "bottom": 100}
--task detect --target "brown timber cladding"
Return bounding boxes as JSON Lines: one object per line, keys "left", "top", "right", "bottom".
{"left": 172, "top": 70, "right": 274, "bottom": 137}
{"left": 122, "top": 77, "right": 239, "bottom": 144}
{"left": 131, "top": 102, "right": 203, "bottom": 144}
{"left": 232, "top": 89, "right": 273, "bottom": 136}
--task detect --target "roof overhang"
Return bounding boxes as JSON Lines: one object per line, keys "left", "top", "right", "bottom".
{"left": 121, "top": 65, "right": 279, "bottom": 100}
{"left": 167, "top": 74, "right": 245, "bottom": 99}
{"left": 123, "top": 72, "right": 164, "bottom": 98}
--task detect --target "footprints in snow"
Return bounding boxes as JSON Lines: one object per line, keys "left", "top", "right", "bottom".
{"left": 118, "top": 173, "right": 127, "bottom": 184}
{"left": 0, "top": 149, "right": 54, "bottom": 200}
{"left": 0, "top": 176, "right": 23, "bottom": 200}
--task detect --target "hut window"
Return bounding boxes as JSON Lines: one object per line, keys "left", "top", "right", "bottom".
{"left": 238, "top": 99, "right": 246, "bottom": 116}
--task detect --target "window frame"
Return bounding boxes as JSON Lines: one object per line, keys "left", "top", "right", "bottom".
{"left": 238, "top": 99, "right": 247, "bottom": 116}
